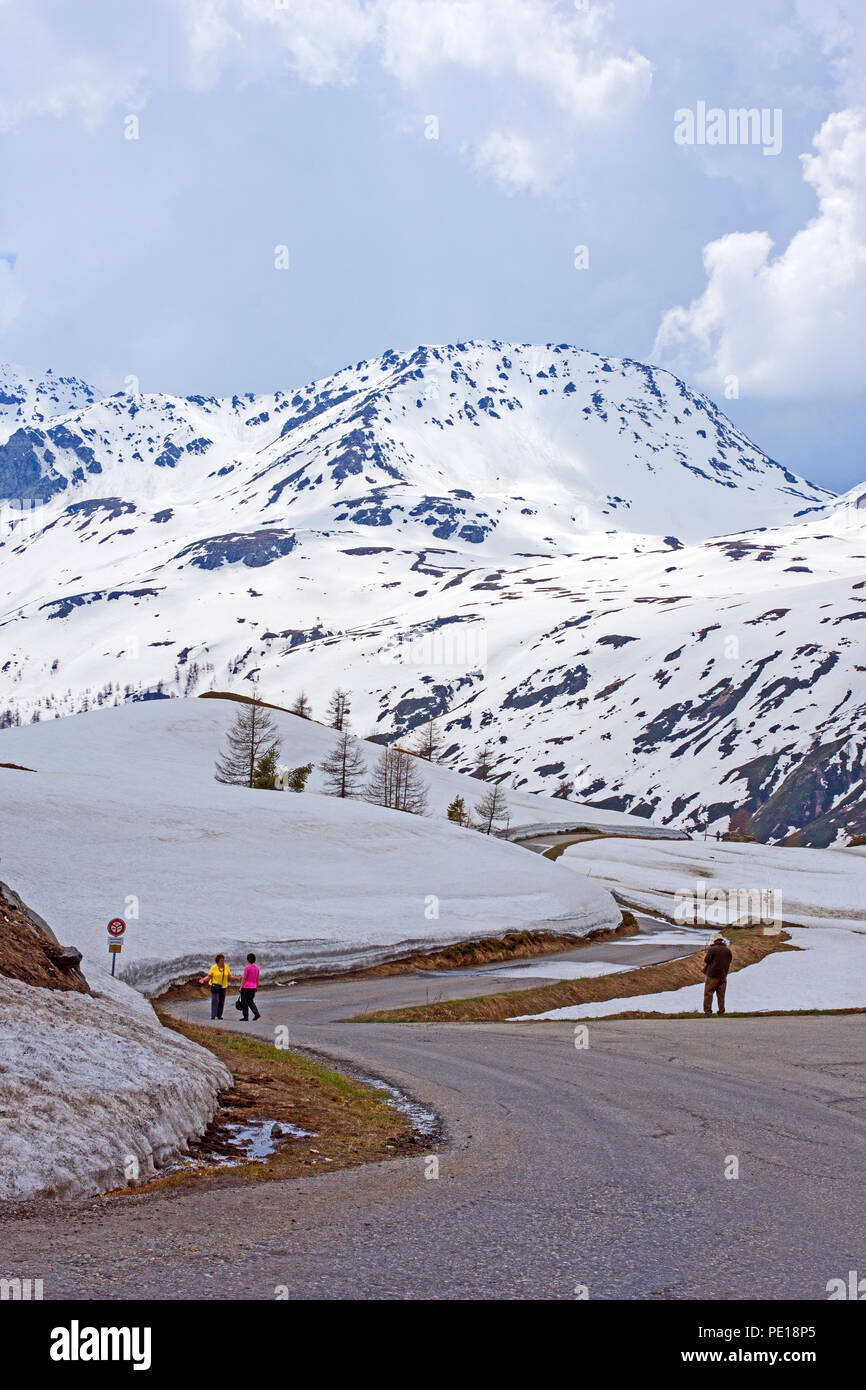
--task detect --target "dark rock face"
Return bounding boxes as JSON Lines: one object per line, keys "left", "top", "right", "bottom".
{"left": 64, "top": 497, "right": 136, "bottom": 521}
{"left": 174, "top": 529, "right": 297, "bottom": 570}
{"left": 747, "top": 740, "right": 866, "bottom": 847}
{"left": 0, "top": 428, "right": 68, "bottom": 502}
{"left": 45, "top": 944, "right": 84, "bottom": 972}
{"left": 503, "top": 667, "right": 589, "bottom": 711}
{"left": 39, "top": 587, "right": 161, "bottom": 619}
{"left": 388, "top": 684, "right": 457, "bottom": 733}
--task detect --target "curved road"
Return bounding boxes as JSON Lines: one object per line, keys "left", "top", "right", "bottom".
{"left": 3, "top": 945, "right": 865, "bottom": 1301}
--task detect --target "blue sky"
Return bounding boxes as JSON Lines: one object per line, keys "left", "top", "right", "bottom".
{"left": 0, "top": 0, "right": 864, "bottom": 492}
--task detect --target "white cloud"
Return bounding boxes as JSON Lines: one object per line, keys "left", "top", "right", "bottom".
{"left": 653, "top": 108, "right": 866, "bottom": 397}
{"left": 178, "top": 0, "right": 379, "bottom": 89}
{"left": 376, "top": 0, "right": 652, "bottom": 194}
{"left": 0, "top": 3, "right": 145, "bottom": 132}
{"left": 790, "top": 1, "right": 866, "bottom": 104}
{"left": 0, "top": 0, "right": 651, "bottom": 195}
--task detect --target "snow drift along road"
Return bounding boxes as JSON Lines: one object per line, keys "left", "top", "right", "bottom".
{"left": 559, "top": 838, "right": 866, "bottom": 930}
{"left": 0, "top": 699, "right": 620, "bottom": 995}
{"left": 0, "top": 962, "right": 229, "bottom": 1202}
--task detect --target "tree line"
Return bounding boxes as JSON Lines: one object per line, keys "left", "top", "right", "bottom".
{"left": 214, "top": 686, "right": 509, "bottom": 834}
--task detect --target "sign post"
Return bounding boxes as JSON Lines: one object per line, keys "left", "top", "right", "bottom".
{"left": 107, "top": 918, "right": 126, "bottom": 976}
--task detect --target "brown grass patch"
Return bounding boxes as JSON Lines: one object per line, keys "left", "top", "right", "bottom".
{"left": 121, "top": 1014, "right": 428, "bottom": 1194}
{"left": 353, "top": 930, "right": 795, "bottom": 1023}
{"left": 198, "top": 688, "right": 322, "bottom": 721}
{"left": 353, "top": 916, "right": 639, "bottom": 977}
{"left": 0, "top": 885, "right": 89, "bottom": 993}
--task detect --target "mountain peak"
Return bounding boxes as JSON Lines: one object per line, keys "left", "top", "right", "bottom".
{"left": 0, "top": 344, "right": 833, "bottom": 538}
{"left": 0, "top": 364, "right": 101, "bottom": 447}
{"left": 0, "top": 342, "right": 862, "bottom": 845}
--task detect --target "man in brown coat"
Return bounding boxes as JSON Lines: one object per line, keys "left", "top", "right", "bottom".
{"left": 703, "top": 933, "right": 733, "bottom": 1015}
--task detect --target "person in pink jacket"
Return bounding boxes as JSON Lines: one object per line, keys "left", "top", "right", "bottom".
{"left": 239, "top": 952, "right": 261, "bottom": 1021}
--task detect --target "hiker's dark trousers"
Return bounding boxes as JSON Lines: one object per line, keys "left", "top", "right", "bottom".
{"left": 704, "top": 976, "right": 727, "bottom": 1014}
{"left": 240, "top": 987, "right": 260, "bottom": 1021}
{"left": 210, "top": 986, "right": 227, "bottom": 1019}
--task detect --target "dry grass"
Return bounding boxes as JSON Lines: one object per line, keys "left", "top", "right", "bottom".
{"left": 198, "top": 688, "right": 321, "bottom": 720}
{"left": 0, "top": 892, "right": 89, "bottom": 994}
{"left": 120, "top": 1014, "right": 427, "bottom": 1194}
{"left": 353, "top": 917, "right": 638, "bottom": 977}
{"left": 353, "top": 930, "right": 795, "bottom": 1023}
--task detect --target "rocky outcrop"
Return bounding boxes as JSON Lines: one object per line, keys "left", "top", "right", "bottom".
{"left": 0, "top": 880, "right": 88, "bottom": 992}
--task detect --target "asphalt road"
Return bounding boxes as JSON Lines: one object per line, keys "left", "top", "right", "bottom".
{"left": 3, "top": 948, "right": 865, "bottom": 1301}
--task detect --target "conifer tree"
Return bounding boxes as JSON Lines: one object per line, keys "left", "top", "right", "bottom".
{"left": 365, "top": 746, "right": 429, "bottom": 815}
{"left": 473, "top": 781, "right": 509, "bottom": 835}
{"left": 321, "top": 730, "right": 367, "bottom": 797}
{"left": 446, "top": 794, "right": 469, "bottom": 826}
{"left": 414, "top": 716, "right": 444, "bottom": 762}
{"left": 286, "top": 762, "right": 313, "bottom": 792}
{"left": 292, "top": 691, "right": 312, "bottom": 719}
{"left": 252, "top": 745, "right": 280, "bottom": 789}
{"left": 326, "top": 688, "right": 351, "bottom": 731}
{"left": 215, "top": 691, "right": 281, "bottom": 787}
{"left": 472, "top": 739, "right": 494, "bottom": 780}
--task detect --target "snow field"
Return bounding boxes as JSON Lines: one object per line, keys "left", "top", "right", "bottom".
{"left": 0, "top": 699, "right": 620, "bottom": 995}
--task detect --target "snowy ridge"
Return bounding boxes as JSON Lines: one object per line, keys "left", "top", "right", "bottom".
{"left": 0, "top": 364, "right": 101, "bottom": 447}
{"left": 0, "top": 342, "right": 828, "bottom": 529}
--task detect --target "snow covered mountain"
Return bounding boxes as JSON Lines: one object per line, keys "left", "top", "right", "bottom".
{"left": 1, "top": 341, "right": 862, "bottom": 844}
{"left": 0, "top": 364, "right": 100, "bottom": 446}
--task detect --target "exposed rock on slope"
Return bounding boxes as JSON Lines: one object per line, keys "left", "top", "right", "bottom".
{"left": 0, "top": 879, "right": 87, "bottom": 991}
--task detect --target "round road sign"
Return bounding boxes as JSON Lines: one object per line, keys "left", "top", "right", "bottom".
{"left": 107, "top": 918, "right": 126, "bottom": 938}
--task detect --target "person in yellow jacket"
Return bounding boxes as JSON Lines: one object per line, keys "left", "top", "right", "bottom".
{"left": 199, "top": 953, "right": 238, "bottom": 1019}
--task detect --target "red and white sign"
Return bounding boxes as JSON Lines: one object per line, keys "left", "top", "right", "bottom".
{"left": 107, "top": 918, "right": 126, "bottom": 938}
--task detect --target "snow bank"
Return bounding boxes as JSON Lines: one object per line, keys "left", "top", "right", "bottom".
{"left": 0, "top": 701, "right": 619, "bottom": 994}
{"left": 544, "top": 839, "right": 866, "bottom": 1012}
{"left": 0, "top": 964, "right": 230, "bottom": 1201}
{"left": 501, "top": 820, "right": 687, "bottom": 841}
{"left": 559, "top": 839, "right": 866, "bottom": 929}
{"left": 518, "top": 927, "right": 866, "bottom": 1019}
